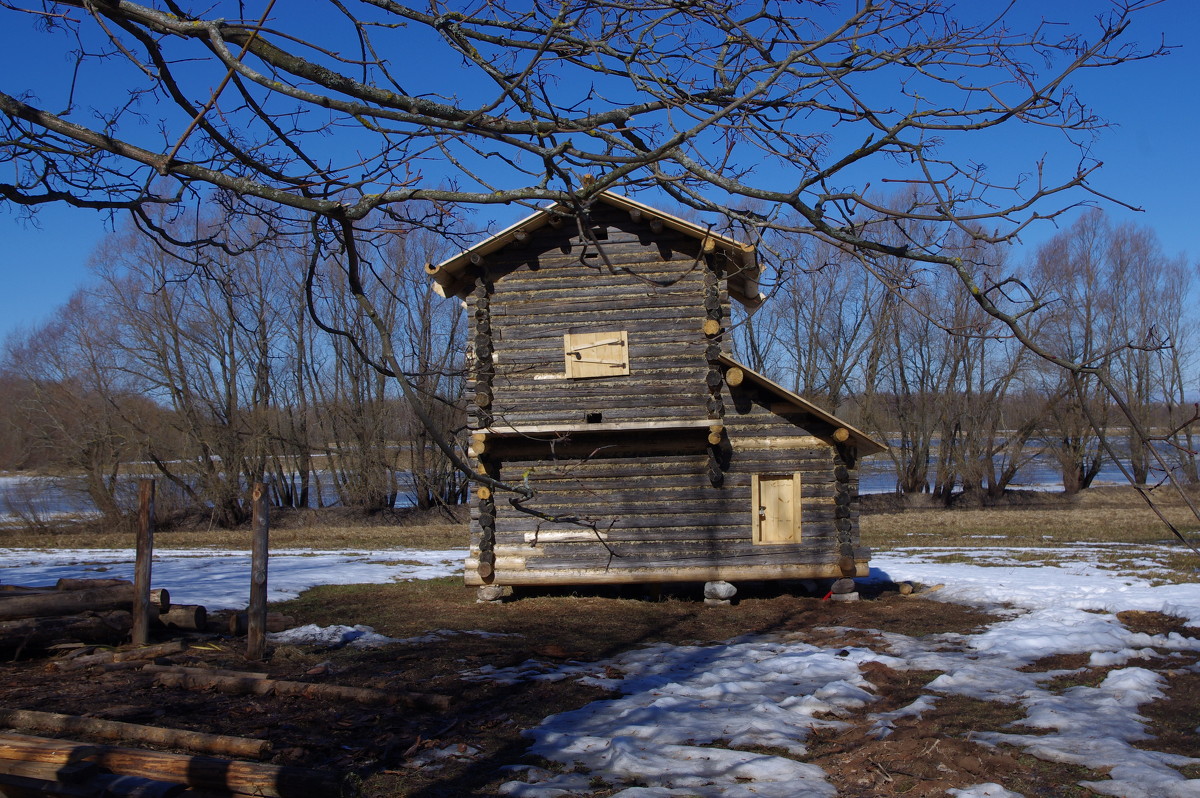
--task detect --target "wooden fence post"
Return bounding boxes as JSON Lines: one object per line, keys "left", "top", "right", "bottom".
{"left": 131, "top": 479, "right": 156, "bottom": 646}
{"left": 247, "top": 483, "right": 269, "bottom": 661}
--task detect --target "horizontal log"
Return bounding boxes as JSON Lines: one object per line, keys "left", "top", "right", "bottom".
{"left": 493, "top": 292, "right": 706, "bottom": 317}
{"left": 492, "top": 280, "right": 702, "bottom": 306}
{"left": 54, "top": 579, "right": 132, "bottom": 592}
{"left": 491, "top": 305, "right": 699, "bottom": 328}
{"left": 493, "top": 517, "right": 843, "bottom": 544}
{"left": 0, "top": 613, "right": 131, "bottom": 654}
{"left": 0, "top": 709, "right": 271, "bottom": 760}
{"left": 464, "top": 559, "right": 871, "bottom": 587}
{"left": 0, "top": 758, "right": 99, "bottom": 783}
{"left": 225, "top": 612, "right": 296, "bottom": 636}
{"left": 142, "top": 664, "right": 268, "bottom": 680}
{"left": 0, "top": 734, "right": 338, "bottom": 798}
{"left": 480, "top": 509, "right": 840, "bottom": 531}
{"left": 57, "top": 639, "right": 188, "bottom": 672}
{"left": 150, "top": 605, "right": 207, "bottom": 632}
{"left": 148, "top": 669, "right": 450, "bottom": 712}
{"left": 0, "top": 587, "right": 168, "bottom": 622}
{"left": 489, "top": 272, "right": 704, "bottom": 299}
{"left": 0, "top": 770, "right": 185, "bottom": 798}
{"left": 494, "top": 314, "right": 725, "bottom": 341}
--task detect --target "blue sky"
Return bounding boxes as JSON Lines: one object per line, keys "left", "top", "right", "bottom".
{"left": 1, "top": 1, "right": 1197, "bottom": 345}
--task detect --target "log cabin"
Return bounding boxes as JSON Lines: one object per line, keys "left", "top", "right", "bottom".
{"left": 426, "top": 190, "right": 886, "bottom": 595}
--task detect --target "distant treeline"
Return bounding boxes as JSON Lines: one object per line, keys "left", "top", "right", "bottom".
{"left": 733, "top": 208, "right": 1197, "bottom": 500}
{"left": 0, "top": 215, "right": 466, "bottom": 527}
{"left": 1, "top": 206, "right": 1195, "bottom": 527}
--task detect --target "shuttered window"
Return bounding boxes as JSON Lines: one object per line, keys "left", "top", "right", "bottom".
{"left": 564, "top": 331, "right": 630, "bottom": 378}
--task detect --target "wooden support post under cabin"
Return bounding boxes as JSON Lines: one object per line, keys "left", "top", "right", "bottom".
{"left": 147, "top": 668, "right": 451, "bottom": 711}
{"left": 0, "top": 588, "right": 168, "bottom": 622}
{"left": 0, "top": 709, "right": 271, "bottom": 760}
{"left": 132, "top": 479, "right": 155, "bottom": 647}
{"left": 247, "top": 483, "right": 269, "bottom": 662}
{"left": 0, "top": 733, "right": 341, "bottom": 798}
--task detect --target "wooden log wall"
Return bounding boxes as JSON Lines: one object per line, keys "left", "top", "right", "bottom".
{"left": 464, "top": 382, "right": 868, "bottom": 586}
{"left": 458, "top": 202, "right": 868, "bottom": 586}
{"left": 464, "top": 204, "right": 733, "bottom": 432}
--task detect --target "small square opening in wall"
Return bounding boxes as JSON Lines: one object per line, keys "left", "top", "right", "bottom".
{"left": 586, "top": 412, "right": 603, "bottom": 424}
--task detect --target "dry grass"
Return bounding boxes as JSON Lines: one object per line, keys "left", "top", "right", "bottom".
{"left": 862, "top": 485, "right": 1200, "bottom": 549}
{"left": 0, "top": 507, "right": 469, "bottom": 551}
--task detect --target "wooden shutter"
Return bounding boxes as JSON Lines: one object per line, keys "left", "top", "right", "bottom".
{"left": 751, "top": 472, "right": 802, "bottom": 544}
{"left": 564, "top": 331, "right": 630, "bottom": 378}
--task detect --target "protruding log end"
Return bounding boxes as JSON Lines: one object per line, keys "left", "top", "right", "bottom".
{"left": 476, "top": 486, "right": 493, "bottom": 501}
{"left": 702, "top": 319, "right": 721, "bottom": 336}
{"left": 833, "top": 427, "right": 851, "bottom": 443}
{"left": 725, "top": 367, "right": 745, "bottom": 387}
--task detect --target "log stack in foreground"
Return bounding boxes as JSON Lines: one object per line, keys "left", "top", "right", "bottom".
{"left": 0, "top": 579, "right": 175, "bottom": 656}
{"left": 0, "top": 732, "right": 350, "bottom": 798}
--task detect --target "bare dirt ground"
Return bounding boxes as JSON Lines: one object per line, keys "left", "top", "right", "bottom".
{"left": 2, "top": 579, "right": 1198, "bottom": 797}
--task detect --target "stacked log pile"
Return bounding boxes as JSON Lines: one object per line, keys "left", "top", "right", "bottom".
{"left": 0, "top": 579, "right": 214, "bottom": 656}
{"left": 0, "top": 731, "right": 349, "bottom": 797}
{"left": 0, "top": 580, "right": 151, "bottom": 656}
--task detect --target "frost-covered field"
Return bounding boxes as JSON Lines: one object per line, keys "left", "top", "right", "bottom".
{"left": 2, "top": 544, "right": 1198, "bottom": 798}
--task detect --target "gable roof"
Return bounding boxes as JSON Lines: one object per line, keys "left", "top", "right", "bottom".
{"left": 717, "top": 354, "right": 887, "bottom": 456}
{"left": 426, "top": 190, "right": 765, "bottom": 308}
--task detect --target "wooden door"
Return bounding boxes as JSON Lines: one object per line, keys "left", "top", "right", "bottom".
{"left": 752, "top": 473, "right": 801, "bottom": 544}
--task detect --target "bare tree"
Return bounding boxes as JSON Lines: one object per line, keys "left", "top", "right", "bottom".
{"left": 0, "top": 291, "right": 152, "bottom": 521}
{"left": 0, "top": 1, "right": 1176, "bottom": 507}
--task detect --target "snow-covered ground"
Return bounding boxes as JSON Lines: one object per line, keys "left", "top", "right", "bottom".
{"left": 0, "top": 547, "right": 463, "bottom": 608}
{"left": 2, "top": 543, "right": 1198, "bottom": 797}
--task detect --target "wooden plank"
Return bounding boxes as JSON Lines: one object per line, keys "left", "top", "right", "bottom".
{"left": 483, "top": 418, "right": 712, "bottom": 436}
{"left": 464, "top": 560, "right": 870, "bottom": 587}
